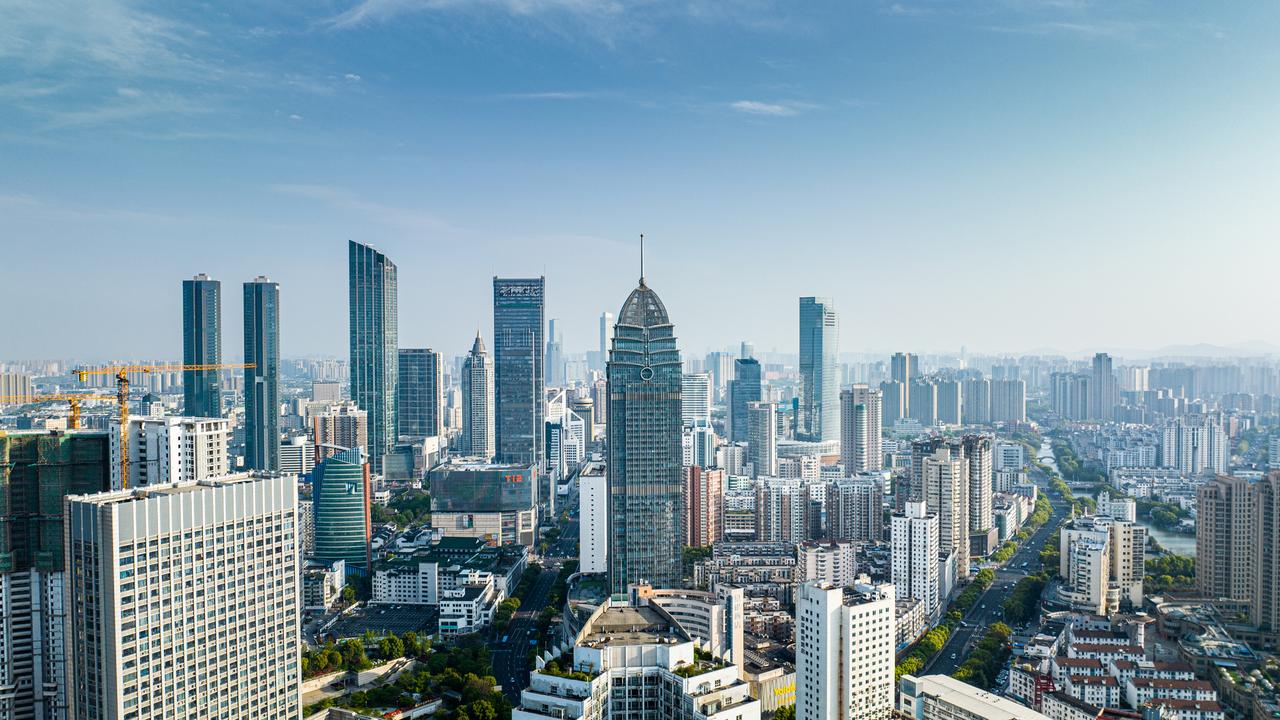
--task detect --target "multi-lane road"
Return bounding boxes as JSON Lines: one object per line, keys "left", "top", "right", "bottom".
{"left": 924, "top": 488, "right": 1070, "bottom": 677}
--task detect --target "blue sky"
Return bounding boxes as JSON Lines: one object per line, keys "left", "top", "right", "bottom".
{"left": 2, "top": 0, "right": 1277, "bottom": 362}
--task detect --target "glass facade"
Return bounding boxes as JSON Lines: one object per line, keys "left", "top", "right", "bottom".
{"left": 729, "top": 357, "right": 762, "bottom": 443}
{"left": 181, "top": 274, "right": 222, "bottom": 418}
{"left": 492, "top": 277, "right": 544, "bottom": 466}
{"left": 348, "top": 240, "right": 398, "bottom": 469}
{"left": 607, "top": 280, "right": 683, "bottom": 593}
{"left": 243, "top": 277, "right": 280, "bottom": 471}
{"left": 798, "top": 296, "right": 839, "bottom": 443}
{"left": 428, "top": 463, "right": 537, "bottom": 513}
{"left": 397, "top": 348, "right": 443, "bottom": 438}
{"left": 312, "top": 447, "right": 370, "bottom": 569}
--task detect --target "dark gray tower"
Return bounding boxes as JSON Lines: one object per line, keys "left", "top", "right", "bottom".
{"left": 182, "top": 273, "right": 222, "bottom": 418}
{"left": 243, "top": 276, "right": 280, "bottom": 471}
{"left": 493, "top": 277, "right": 545, "bottom": 466}
{"left": 348, "top": 240, "right": 398, "bottom": 469}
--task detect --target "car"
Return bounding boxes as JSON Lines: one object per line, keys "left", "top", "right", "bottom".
{"left": 950, "top": 653, "right": 958, "bottom": 660}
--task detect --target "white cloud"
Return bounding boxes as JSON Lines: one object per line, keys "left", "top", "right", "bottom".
{"left": 289, "top": 113, "right": 303, "bottom": 121}
{"left": 730, "top": 100, "right": 811, "bottom": 117}
{"left": 117, "top": 87, "right": 142, "bottom": 97}
{"left": 344, "top": 73, "right": 362, "bottom": 82}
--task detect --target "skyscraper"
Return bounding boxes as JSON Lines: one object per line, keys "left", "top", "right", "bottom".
{"left": 892, "top": 501, "right": 941, "bottom": 621}
{"left": 598, "top": 310, "right": 614, "bottom": 372}
{"left": 962, "top": 378, "right": 991, "bottom": 425}
{"left": 909, "top": 379, "right": 938, "bottom": 426}
{"left": 924, "top": 447, "right": 970, "bottom": 578}
{"left": 493, "top": 277, "right": 545, "bottom": 466}
{"left": 397, "top": 348, "right": 443, "bottom": 439}
{"left": 990, "top": 379, "right": 1026, "bottom": 423}
{"left": 684, "top": 466, "right": 724, "bottom": 548}
{"left": 312, "top": 447, "right": 372, "bottom": 571}
{"left": 462, "top": 332, "right": 496, "bottom": 460}
{"left": 243, "top": 276, "right": 280, "bottom": 471}
{"left": 961, "top": 434, "right": 993, "bottom": 534}
{"left": 65, "top": 474, "right": 300, "bottom": 720}
{"left": 681, "top": 372, "right": 712, "bottom": 426}
{"left": 935, "top": 379, "right": 961, "bottom": 425}
{"left": 796, "top": 580, "right": 896, "bottom": 720}
{"left": 891, "top": 351, "right": 917, "bottom": 386}
{"left": 747, "top": 400, "right": 778, "bottom": 478}
{"left": 348, "top": 240, "right": 398, "bottom": 469}
{"left": 880, "top": 380, "right": 906, "bottom": 428}
{"left": 545, "top": 317, "right": 565, "bottom": 387}
{"left": 607, "top": 273, "right": 683, "bottom": 593}
{"left": 729, "top": 357, "right": 762, "bottom": 443}
{"left": 182, "top": 273, "right": 222, "bottom": 418}
{"left": 1091, "top": 352, "right": 1118, "bottom": 421}
{"left": 798, "top": 297, "right": 839, "bottom": 442}
{"left": 841, "top": 384, "right": 883, "bottom": 473}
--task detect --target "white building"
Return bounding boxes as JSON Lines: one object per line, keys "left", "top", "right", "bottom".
{"left": 64, "top": 474, "right": 300, "bottom": 720}
{"left": 1059, "top": 515, "right": 1147, "bottom": 614}
{"left": 631, "top": 584, "right": 745, "bottom": 668}
{"left": 892, "top": 501, "right": 941, "bottom": 622}
{"left": 899, "top": 674, "right": 1051, "bottom": 720}
{"left": 579, "top": 464, "right": 608, "bottom": 574}
{"left": 110, "top": 415, "right": 230, "bottom": 488}
{"left": 280, "top": 435, "right": 315, "bottom": 475}
{"left": 995, "top": 442, "right": 1027, "bottom": 471}
{"left": 795, "top": 580, "right": 896, "bottom": 720}
{"left": 682, "top": 373, "right": 713, "bottom": 427}
{"left": 1160, "top": 416, "right": 1227, "bottom": 476}
{"left": 798, "top": 541, "right": 860, "bottom": 587}
{"left": 512, "top": 596, "right": 759, "bottom": 720}
{"left": 841, "top": 384, "right": 883, "bottom": 473}
{"left": 682, "top": 423, "right": 718, "bottom": 469}
{"left": 438, "top": 570, "right": 502, "bottom": 636}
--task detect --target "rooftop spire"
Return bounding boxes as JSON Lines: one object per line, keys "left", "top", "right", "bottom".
{"left": 639, "top": 233, "right": 645, "bottom": 287}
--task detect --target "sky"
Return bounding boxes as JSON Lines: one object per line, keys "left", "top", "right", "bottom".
{"left": 2, "top": 0, "right": 1278, "bottom": 363}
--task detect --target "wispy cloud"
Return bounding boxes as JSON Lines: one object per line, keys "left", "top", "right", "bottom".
{"left": 730, "top": 100, "right": 817, "bottom": 117}
{"left": 270, "top": 184, "right": 457, "bottom": 233}
{"left": 326, "top": 0, "right": 627, "bottom": 29}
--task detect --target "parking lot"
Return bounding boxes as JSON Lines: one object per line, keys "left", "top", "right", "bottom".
{"left": 322, "top": 604, "right": 437, "bottom": 641}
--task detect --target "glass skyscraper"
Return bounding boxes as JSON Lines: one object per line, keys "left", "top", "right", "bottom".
{"left": 729, "top": 357, "right": 761, "bottom": 443}
{"left": 493, "top": 277, "right": 544, "bottom": 466}
{"left": 182, "top": 273, "right": 222, "bottom": 418}
{"left": 244, "top": 276, "right": 280, "bottom": 471}
{"left": 397, "top": 348, "right": 443, "bottom": 438}
{"left": 348, "top": 240, "right": 398, "bottom": 469}
{"left": 798, "top": 296, "right": 839, "bottom": 443}
{"left": 312, "top": 447, "right": 371, "bottom": 570}
{"left": 607, "top": 276, "right": 683, "bottom": 593}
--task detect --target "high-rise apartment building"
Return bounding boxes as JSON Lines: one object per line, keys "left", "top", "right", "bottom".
{"left": 348, "top": 240, "right": 398, "bottom": 469}
{"left": 880, "top": 380, "right": 906, "bottom": 427}
{"left": 909, "top": 379, "right": 938, "bottom": 426}
{"left": 990, "top": 379, "right": 1027, "bottom": 424}
{"left": 1197, "top": 475, "right": 1256, "bottom": 601}
{"left": 1091, "top": 352, "right": 1118, "bottom": 421}
{"left": 112, "top": 416, "right": 230, "bottom": 488}
{"left": 840, "top": 384, "right": 883, "bottom": 473}
{"left": 181, "top": 273, "right": 222, "bottom": 418}
{"left": 0, "top": 430, "right": 112, "bottom": 720}
{"left": 828, "top": 474, "right": 883, "bottom": 542}
{"left": 311, "top": 447, "right": 371, "bottom": 571}
{"left": 1160, "top": 415, "right": 1227, "bottom": 475}
{"left": 397, "top": 348, "right": 443, "bottom": 439}
{"left": 747, "top": 401, "right": 778, "bottom": 478}
{"left": 606, "top": 275, "right": 683, "bottom": 593}
{"left": 796, "top": 580, "right": 896, "bottom": 720}
{"left": 64, "top": 474, "right": 300, "bottom": 720}
{"left": 279, "top": 435, "right": 316, "bottom": 475}
{"left": 684, "top": 466, "right": 724, "bottom": 548}
{"left": 962, "top": 378, "right": 991, "bottom": 425}
{"left": 729, "top": 357, "right": 762, "bottom": 443}
{"left": 756, "top": 478, "right": 813, "bottom": 544}
{"left": 1058, "top": 515, "right": 1146, "bottom": 614}
{"left": 681, "top": 372, "right": 712, "bottom": 426}
{"left": 312, "top": 401, "right": 368, "bottom": 461}
{"left": 579, "top": 464, "right": 608, "bottom": 574}
{"left": 493, "top": 277, "right": 545, "bottom": 466}
{"left": 681, "top": 423, "right": 717, "bottom": 469}
{"left": 462, "top": 332, "right": 496, "bottom": 461}
{"left": 923, "top": 447, "right": 970, "bottom": 578}
{"left": 0, "top": 373, "right": 33, "bottom": 403}
{"left": 891, "top": 352, "right": 917, "bottom": 386}
{"left": 244, "top": 276, "right": 280, "bottom": 471}
{"left": 961, "top": 434, "right": 993, "bottom": 534}
{"left": 936, "top": 379, "right": 962, "bottom": 426}
{"left": 798, "top": 297, "right": 839, "bottom": 443}
{"left": 893, "top": 501, "right": 941, "bottom": 621}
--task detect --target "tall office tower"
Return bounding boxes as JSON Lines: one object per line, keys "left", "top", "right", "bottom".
{"left": 923, "top": 447, "right": 970, "bottom": 578}
{"left": 909, "top": 379, "right": 938, "bottom": 426}
{"left": 756, "top": 478, "right": 812, "bottom": 543}
{"left": 935, "top": 379, "right": 962, "bottom": 425}
{"left": 598, "top": 311, "right": 614, "bottom": 372}
{"left": 1160, "top": 415, "right": 1227, "bottom": 475}
{"left": 493, "top": 277, "right": 545, "bottom": 466}
{"left": 891, "top": 352, "right": 917, "bottom": 386}
{"left": 397, "top": 348, "right": 443, "bottom": 439}
{"left": 681, "top": 372, "right": 712, "bottom": 426}
{"left": 312, "top": 401, "right": 368, "bottom": 461}
{"left": 606, "top": 274, "right": 683, "bottom": 593}
{"left": 1196, "top": 475, "right": 1257, "bottom": 601}
{"left": 348, "top": 240, "right": 399, "bottom": 470}
{"left": 741, "top": 340, "right": 755, "bottom": 359}
{"left": 684, "top": 466, "right": 725, "bottom": 547}
{"left": 892, "top": 501, "right": 941, "bottom": 621}
{"left": 0, "top": 430, "right": 111, "bottom": 720}
{"left": 312, "top": 447, "right": 371, "bottom": 571}
{"left": 962, "top": 378, "right": 991, "bottom": 425}
{"left": 1091, "top": 352, "right": 1118, "bottom": 421}
{"left": 796, "top": 580, "right": 896, "bottom": 720}
{"left": 64, "top": 474, "right": 300, "bottom": 720}
{"left": 840, "top": 385, "right": 883, "bottom": 473}
{"left": 462, "top": 332, "right": 496, "bottom": 460}
{"left": 960, "top": 435, "right": 993, "bottom": 533}
{"left": 112, "top": 416, "right": 230, "bottom": 488}
{"left": 746, "top": 401, "right": 778, "bottom": 478}
{"left": 545, "top": 317, "right": 565, "bottom": 387}
{"left": 181, "top": 273, "right": 222, "bottom": 418}
{"left": 880, "top": 380, "right": 906, "bottom": 427}
{"left": 729, "top": 357, "right": 762, "bottom": 443}
{"left": 828, "top": 475, "right": 884, "bottom": 542}
{"left": 990, "top": 379, "right": 1027, "bottom": 423}
{"left": 243, "top": 276, "right": 280, "bottom": 471}
{"left": 798, "top": 297, "right": 839, "bottom": 442}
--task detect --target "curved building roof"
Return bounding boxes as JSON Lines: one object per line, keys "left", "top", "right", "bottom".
{"left": 618, "top": 280, "right": 670, "bottom": 327}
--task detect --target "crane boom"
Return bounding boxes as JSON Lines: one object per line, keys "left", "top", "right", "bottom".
{"left": 0, "top": 394, "right": 117, "bottom": 429}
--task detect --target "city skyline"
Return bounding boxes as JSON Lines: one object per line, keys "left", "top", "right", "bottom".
{"left": 3, "top": 2, "right": 1278, "bottom": 359}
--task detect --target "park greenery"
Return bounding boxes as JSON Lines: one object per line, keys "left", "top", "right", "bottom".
{"left": 371, "top": 489, "right": 432, "bottom": 527}
{"left": 681, "top": 545, "right": 713, "bottom": 576}
{"left": 952, "top": 622, "right": 1013, "bottom": 689}
{"left": 1002, "top": 575, "right": 1048, "bottom": 624}
{"left": 1137, "top": 498, "right": 1192, "bottom": 532}
{"left": 1145, "top": 555, "right": 1195, "bottom": 592}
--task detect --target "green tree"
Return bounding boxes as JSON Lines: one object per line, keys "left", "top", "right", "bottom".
{"left": 773, "top": 705, "right": 797, "bottom": 720}
{"left": 378, "top": 635, "right": 405, "bottom": 660}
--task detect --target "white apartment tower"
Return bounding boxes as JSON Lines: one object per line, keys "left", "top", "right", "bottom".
{"left": 923, "top": 448, "right": 970, "bottom": 578}
{"left": 110, "top": 416, "right": 230, "bottom": 489}
{"left": 892, "top": 501, "right": 941, "bottom": 621}
{"left": 681, "top": 373, "right": 712, "bottom": 427}
{"left": 840, "top": 384, "right": 883, "bottom": 473}
{"left": 579, "top": 465, "right": 608, "bottom": 574}
{"left": 796, "top": 580, "right": 896, "bottom": 720}
{"left": 64, "top": 474, "right": 301, "bottom": 720}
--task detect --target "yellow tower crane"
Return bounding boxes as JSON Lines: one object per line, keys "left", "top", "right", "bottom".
{"left": 74, "top": 363, "right": 255, "bottom": 488}
{"left": 0, "top": 393, "right": 118, "bottom": 429}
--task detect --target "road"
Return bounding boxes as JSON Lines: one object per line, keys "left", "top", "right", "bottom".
{"left": 925, "top": 488, "right": 1070, "bottom": 676}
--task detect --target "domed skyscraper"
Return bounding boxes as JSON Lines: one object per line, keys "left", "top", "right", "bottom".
{"left": 606, "top": 241, "right": 684, "bottom": 593}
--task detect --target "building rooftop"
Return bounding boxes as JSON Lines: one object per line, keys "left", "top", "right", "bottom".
{"left": 580, "top": 604, "right": 690, "bottom": 647}
{"left": 905, "top": 675, "right": 1051, "bottom": 720}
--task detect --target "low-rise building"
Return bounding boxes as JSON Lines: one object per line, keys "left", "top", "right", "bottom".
{"left": 438, "top": 570, "right": 501, "bottom": 637}
{"left": 1042, "top": 691, "right": 1102, "bottom": 720}
{"left": 1064, "top": 674, "right": 1121, "bottom": 709}
{"left": 1124, "top": 679, "right": 1216, "bottom": 710}
{"left": 303, "top": 559, "right": 347, "bottom": 612}
{"left": 900, "top": 674, "right": 1052, "bottom": 720}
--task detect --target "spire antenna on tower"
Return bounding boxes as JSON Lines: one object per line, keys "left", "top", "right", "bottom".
{"left": 639, "top": 233, "right": 645, "bottom": 286}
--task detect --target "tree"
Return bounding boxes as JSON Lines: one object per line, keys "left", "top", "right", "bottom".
{"left": 774, "top": 705, "right": 797, "bottom": 720}
{"left": 341, "top": 586, "right": 357, "bottom": 605}
{"left": 379, "top": 635, "right": 405, "bottom": 660}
